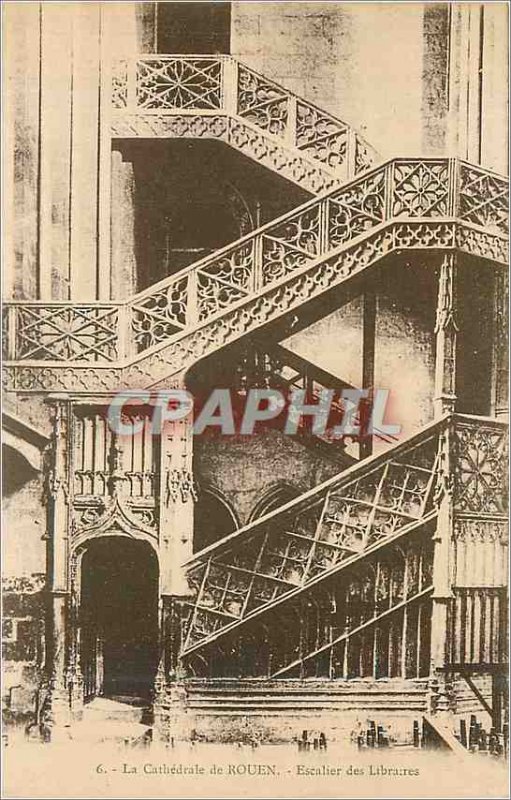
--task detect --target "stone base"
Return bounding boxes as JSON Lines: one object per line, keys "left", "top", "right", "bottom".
{"left": 153, "top": 677, "right": 432, "bottom": 745}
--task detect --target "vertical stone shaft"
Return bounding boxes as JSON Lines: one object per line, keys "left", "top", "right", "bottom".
{"left": 434, "top": 253, "right": 458, "bottom": 419}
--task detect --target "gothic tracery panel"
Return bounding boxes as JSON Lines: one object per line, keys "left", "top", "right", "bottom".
{"left": 181, "top": 426, "right": 439, "bottom": 656}
{"left": 453, "top": 420, "right": 508, "bottom": 515}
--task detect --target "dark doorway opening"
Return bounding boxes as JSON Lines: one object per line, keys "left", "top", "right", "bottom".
{"left": 80, "top": 537, "right": 159, "bottom": 701}
{"left": 456, "top": 260, "right": 495, "bottom": 417}
{"left": 157, "top": 2, "right": 231, "bottom": 54}
{"left": 194, "top": 489, "right": 238, "bottom": 552}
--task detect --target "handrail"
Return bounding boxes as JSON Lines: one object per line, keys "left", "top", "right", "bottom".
{"left": 111, "top": 54, "right": 378, "bottom": 176}
{"left": 183, "top": 414, "right": 445, "bottom": 567}
{"left": 180, "top": 417, "right": 447, "bottom": 655}
{"left": 179, "top": 412, "right": 507, "bottom": 656}
{"left": 3, "top": 158, "right": 508, "bottom": 367}
{"left": 184, "top": 412, "right": 507, "bottom": 568}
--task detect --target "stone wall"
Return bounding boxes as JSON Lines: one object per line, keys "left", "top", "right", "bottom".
{"left": 2, "top": 447, "right": 47, "bottom": 723}
{"left": 232, "top": 2, "right": 508, "bottom": 169}
{"left": 194, "top": 428, "right": 346, "bottom": 530}
{"left": 4, "top": 2, "right": 508, "bottom": 303}
{"left": 2, "top": 575, "right": 45, "bottom": 727}
{"left": 284, "top": 259, "right": 436, "bottom": 452}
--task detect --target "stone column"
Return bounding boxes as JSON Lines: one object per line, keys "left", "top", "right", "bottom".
{"left": 3, "top": 3, "right": 41, "bottom": 300}
{"left": 434, "top": 253, "right": 458, "bottom": 419}
{"left": 479, "top": 4, "right": 509, "bottom": 174}
{"left": 40, "top": 398, "right": 72, "bottom": 739}
{"left": 447, "top": 4, "right": 483, "bottom": 164}
{"left": 39, "top": 5, "right": 73, "bottom": 300}
{"left": 110, "top": 149, "right": 137, "bottom": 300}
{"left": 69, "top": 3, "right": 102, "bottom": 302}
{"left": 360, "top": 289, "right": 376, "bottom": 458}
{"left": 429, "top": 418, "right": 455, "bottom": 715}
{"left": 154, "top": 391, "right": 196, "bottom": 741}
{"left": 159, "top": 412, "right": 196, "bottom": 599}
{"left": 491, "top": 269, "right": 508, "bottom": 421}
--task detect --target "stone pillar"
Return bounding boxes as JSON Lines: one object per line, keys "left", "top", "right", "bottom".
{"left": 3, "top": 3, "right": 41, "bottom": 300}
{"left": 97, "top": 3, "right": 157, "bottom": 298}
{"left": 434, "top": 254, "right": 458, "bottom": 419}
{"left": 429, "top": 418, "right": 455, "bottom": 715}
{"left": 154, "top": 387, "right": 197, "bottom": 739}
{"left": 110, "top": 149, "right": 137, "bottom": 300}
{"left": 38, "top": 5, "right": 73, "bottom": 300}
{"left": 40, "top": 398, "right": 72, "bottom": 738}
{"left": 153, "top": 595, "right": 190, "bottom": 743}
{"left": 360, "top": 289, "right": 376, "bottom": 458}
{"left": 491, "top": 269, "right": 508, "bottom": 421}
{"left": 447, "top": 3, "right": 508, "bottom": 172}
{"left": 479, "top": 4, "right": 509, "bottom": 174}
{"left": 447, "top": 4, "right": 482, "bottom": 164}
{"left": 159, "top": 409, "right": 196, "bottom": 599}
{"left": 69, "top": 4, "right": 102, "bottom": 302}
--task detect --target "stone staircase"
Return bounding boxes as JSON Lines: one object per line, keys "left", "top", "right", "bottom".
{"left": 163, "top": 678, "right": 430, "bottom": 745}
{"left": 3, "top": 58, "right": 507, "bottom": 394}
{"left": 181, "top": 417, "right": 440, "bottom": 664}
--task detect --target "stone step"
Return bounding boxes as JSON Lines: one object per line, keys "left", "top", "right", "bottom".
{"left": 179, "top": 680, "right": 430, "bottom": 720}
{"left": 186, "top": 689, "right": 429, "bottom": 699}
{"left": 81, "top": 697, "right": 148, "bottom": 725}
{"left": 184, "top": 680, "right": 430, "bottom": 691}
{"left": 190, "top": 703, "right": 426, "bottom": 718}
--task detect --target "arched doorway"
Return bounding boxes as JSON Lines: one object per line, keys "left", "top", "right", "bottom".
{"left": 79, "top": 537, "right": 159, "bottom": 701}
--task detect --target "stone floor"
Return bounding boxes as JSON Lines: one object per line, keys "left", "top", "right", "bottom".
{"left": 2, "top": 719, "right": 509, "bottom": 799}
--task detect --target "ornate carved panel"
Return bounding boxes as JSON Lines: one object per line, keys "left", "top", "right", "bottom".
{"left": 110, "top": 112, "right": 229, "bottom": 140}
{"left": 135, "top": 58, "right": 223, "bottom": 111}
{"left": 452, "top": 519, "right": 508, "bottom": 588}
{"left": 3, "top": 156, "right": 508, "bottom": 393}
{"left": 458, "top": 163, "right": 508, "bottom": 234}
{"left": 110, "top": 56, "right": 376, "bottom": 188}
{"left": 453, "top": 420, "right": 508, "bottom": 515}
{"left": 227, "top": 119, "right": 339, "bottom": 194}
{"left": 296, "top": 100, "right": 349, "bottom": 169}
{"left": 9, "top": 305, "right": 119, "bottom": 362}
{"left": 392, "top": 160, "right": 450, "bottom": 217}
{"left": 237, "top": 65, "right": 289, "bottom": 137}
{"left": 327, "top": 169, "right": 386, "bottom": 246}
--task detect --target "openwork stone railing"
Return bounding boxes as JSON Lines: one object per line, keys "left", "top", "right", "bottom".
{"left": 178, "top": 414, "right": 507, "bottom": 675}
{"left": 180, "top": 415, "right": 442, "bottom": 659}
{"left": 110, "top": 55, "right": 376, "bottom": 184}
{"left": 447, "top": 415, "right": 508, "bottom": 670}
{"left": 4, "top": 158, "right": 507, "bottom": 381}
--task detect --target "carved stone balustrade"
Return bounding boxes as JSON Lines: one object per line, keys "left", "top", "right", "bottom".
{"left": 3, "top": 158, "right": 508, "bottom": 394}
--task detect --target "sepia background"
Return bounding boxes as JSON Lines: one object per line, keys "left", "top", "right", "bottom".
{"left": 2, "top": 2, "right": 509, "bottom": 797}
